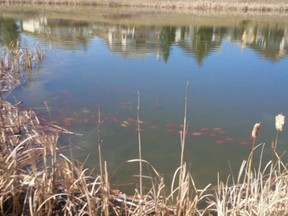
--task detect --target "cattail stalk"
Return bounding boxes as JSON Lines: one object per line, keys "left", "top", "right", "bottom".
{"left": 275, "top": 113, "right": 285, "bottom": 149}
{"left": 245, "top": 122, "right": 261, "bottom": 212}
{"left": 272, "top": 114, "right": 285, "bottom": 163}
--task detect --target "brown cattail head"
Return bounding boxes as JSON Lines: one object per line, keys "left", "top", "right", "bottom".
{"left": 251, "top": 122, "right": 261, "bottom": 139}
{"left": 275, "top": 113, "right": 285, "bottom": 132}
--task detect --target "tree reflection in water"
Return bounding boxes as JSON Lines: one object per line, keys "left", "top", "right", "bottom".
{"left": 1, "top": 15, "right": 287, "bottom": 63}
{"left": 159, "top": 26, "right": 176, "bottom": 62}
{"left": 0, "top": 17, "right": 19, "bottom": 46}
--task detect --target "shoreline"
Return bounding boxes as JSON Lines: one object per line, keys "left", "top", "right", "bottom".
{"left": 2, "top": 3, "right": 288, "bottom": 28}
{"left": 1, "top": 11, "right": 288, "bottom": 215}
{"left": 1, "top": 48, "right": 288, "bottom": 214}
{"left": 1, "top": 1, "right": 288, "bottom": 16}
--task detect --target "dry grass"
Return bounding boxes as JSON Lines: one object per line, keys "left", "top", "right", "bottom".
{"left": 1, "top": 0, "right": 288, "bottom": 15}
{"left": 2, "top": 4, "right": 288, "bottom": 30}
{"left": 209, "top": 116, "right": 288, "bottom": 215}
{"left": 0, "top": 42, "right": 212, "bottom": 215}
{"left": 1, "top": 42, "right": 288, "bottom": 215}
{"left": 0, "top": 44, "right": 106, "bottom": 215}
{"left": 0, "top": 43, "right": 212, "bottom": 215}
{"left": 210, "top": 144, "right": 288, "bottom": 215}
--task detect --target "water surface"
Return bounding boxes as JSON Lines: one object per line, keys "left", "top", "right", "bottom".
{"left": 1, "top": 10, "right": 288, "bottom": 190}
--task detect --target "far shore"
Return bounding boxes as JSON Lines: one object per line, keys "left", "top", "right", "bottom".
{"left": 1, "top": 0, "right": 288, "bottom": 16}
{"left": 1, "top": 3, "right": 288, "bottom": 28}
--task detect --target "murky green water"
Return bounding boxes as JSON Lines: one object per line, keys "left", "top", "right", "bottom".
{"left": 1, "top": 9, "right": 288, "bottom": 190}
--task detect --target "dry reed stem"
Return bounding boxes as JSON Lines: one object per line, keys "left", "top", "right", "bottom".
{"left": 213, "top": 126, "right": 288, "bottom": 216}
{"left": 0, "top": 43, "right": 105, "bottom": 215}
{"left": 273, "top": 114, "right": 285, "bottom": 162}
{"left": 136, "top": 89, "right": 143, "bottom": 215}
{"left": 177, "top": 81, "right": 190, "bottom": 216}
{"left": 2, "top": 42, "right": 288, "bottom": 215}
{"left": 97, "top": 107, "right": 106, "bottom": 215}
{"left": 245, "top": 122, "right": 261, "bottom": 212}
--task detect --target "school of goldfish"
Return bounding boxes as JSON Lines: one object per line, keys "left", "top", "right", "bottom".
{"left": 43, "top": 95, "right": 251, "bottom": 147}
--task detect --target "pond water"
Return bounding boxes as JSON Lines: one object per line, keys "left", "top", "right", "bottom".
{"left": 1, "top": 9, "right": 288, "bottom": 191}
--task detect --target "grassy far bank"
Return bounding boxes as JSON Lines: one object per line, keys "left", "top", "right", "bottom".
{"left": 1, "top": 0, "right": 288, "bottom": 15}
{"left": 2, "top": 4, "right": 288, "bottom": 33}
{"left": 1, "top": 43, "right": 288, "bottom": 215}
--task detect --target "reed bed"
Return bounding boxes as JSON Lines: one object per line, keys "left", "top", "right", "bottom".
{"left": 210, "top": 114, "right": 288, "bottom": 215}
{"left": 1, "top": 42, "right": 288, "bottom": 215}
{"left": 0, "top": 43, "right": 210, "bottom": 215}
{"left": 0, "top": 44, "right": 108, "bottom": 215}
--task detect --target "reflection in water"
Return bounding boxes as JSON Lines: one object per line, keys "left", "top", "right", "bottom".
{"left": 0, "top": 17, "right": 19, "bottom": 46}
{"left": 246, "top": 26, "right": 288, "bottom": 61}
{"left": 21, "top": 17, "right": 93, "bottom": 50}
{"left": 159, "top": 26, "right": 176, "bottom": 62}
{"left": 106, "top": 25, "right": 162, "bottom": 58}
{"left": 16, "top": 16, "right": 288, "bottom": 62}
{"left": 176, "top": 26, "right": 222, "bottom": 64}
{"left": 2, "top": 14, "right": 288, "bottom": 189}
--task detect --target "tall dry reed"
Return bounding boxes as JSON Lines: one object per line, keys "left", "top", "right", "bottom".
{"left": 1, "top": 42, "right": 288, "bottom": 215}
{"left": 211, "top": 114, "right": 288, "bottom": 215}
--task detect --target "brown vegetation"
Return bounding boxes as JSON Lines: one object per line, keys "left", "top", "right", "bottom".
{"left": 1, "top": 42, "right": 288, "bottom": 215}
{"left": 0, "top": 43, "right": 209, "bottom": 215}
{"left": 1, "top": 0, "right": 288, "bottom": 15}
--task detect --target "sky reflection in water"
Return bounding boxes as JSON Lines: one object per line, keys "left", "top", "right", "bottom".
{"left": 1, "top": 14, "right": 288, "bottom": 189}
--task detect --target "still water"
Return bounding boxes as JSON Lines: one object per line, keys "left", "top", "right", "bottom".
{"left": 1, "top": 9, "right": 288, "bottom": 190}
